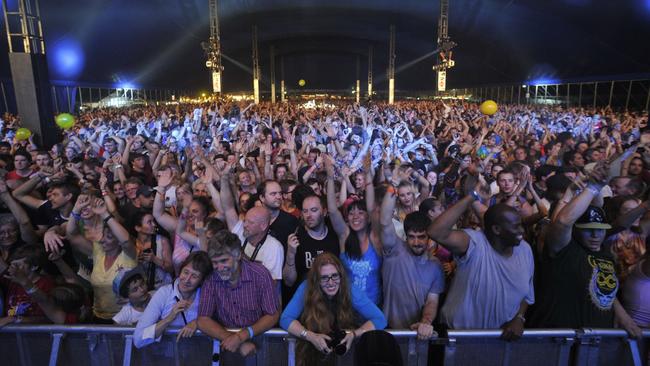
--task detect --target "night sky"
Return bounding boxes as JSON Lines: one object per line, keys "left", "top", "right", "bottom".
{"left": 1, "top": 0, "right": 649, "bottom": 93}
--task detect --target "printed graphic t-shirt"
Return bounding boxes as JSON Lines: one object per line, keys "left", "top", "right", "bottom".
{"left": 532, "top": 240, "right": 618, "bottom": 328}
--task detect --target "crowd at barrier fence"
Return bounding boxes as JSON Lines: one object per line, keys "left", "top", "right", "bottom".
{"left": 0, "top": 325, "right": 649, "bottom": 366}
{"left": 0, "top": 99, "right": 649, "bottom": 366}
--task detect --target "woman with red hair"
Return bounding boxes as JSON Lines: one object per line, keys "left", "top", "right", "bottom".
{"left": 280, "top": 252, "right": 386, "bottom": 366}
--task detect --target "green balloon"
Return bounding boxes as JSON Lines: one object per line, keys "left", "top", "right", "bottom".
{"left": 55, "top": 113, "right": 75, "bottom": 130}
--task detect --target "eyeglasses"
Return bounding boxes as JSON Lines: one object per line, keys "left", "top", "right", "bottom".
{"left": 0, "top": 229, "right": 17, "bottom": 237}
{"left": 319, "top": 273, "right": 341, "bottom": 284}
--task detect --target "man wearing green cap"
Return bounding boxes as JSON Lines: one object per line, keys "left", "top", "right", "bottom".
{"left": 532, "top": 163, "right": 642, "bottom": 337}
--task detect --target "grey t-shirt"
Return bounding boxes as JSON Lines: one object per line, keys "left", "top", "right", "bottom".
{"left": 382, "top": 239, "right": 445, "bottom": 329}
{"left": 440, "top": 229, "right": 535, "bottom": 329}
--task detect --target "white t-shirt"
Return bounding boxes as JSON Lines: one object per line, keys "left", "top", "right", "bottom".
{"left": 113, "top": 303, "right": 144, "bottom": 325}
{"left": 232, "top": 221, "right": 284, "bottom": 280}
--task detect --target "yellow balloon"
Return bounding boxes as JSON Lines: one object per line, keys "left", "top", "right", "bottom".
{"left": 479, "top": 100, "right": 498, "bottom": 116}
{"left": 15, "top": 128, "right": 31, "bottom": 141}
{"left": 298, "top": 79, "right": 306, "bottom": 87}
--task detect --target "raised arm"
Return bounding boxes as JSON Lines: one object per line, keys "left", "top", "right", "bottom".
{"left": 152, "top": 171, "right": 179, "bottom": 233}
{"left": 324, "top": 155, "right": 349, "bottom": 247}
{"left": 92, "top": 197, "right": 135, "bottom": 258}
{"left": 546, "top": 164, "right": 608, "bottom": 256}
{"left": 0, "top": 179, "right": 37, "bottom": 245}
{"left": 427, "top": 195, "right": 472, "bottom": 257}
{"left": 219, "top": 167, "right": 240, "bottom": 230}
{"left": 380, "top": 184, "right": 399, "bottom": 251}
{"left": 11, "top": 173, "right": 48, "bottom": 209}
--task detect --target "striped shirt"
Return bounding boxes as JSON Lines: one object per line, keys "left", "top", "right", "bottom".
{"left": 198, "top": 260, "right": 279, "bottom": 328}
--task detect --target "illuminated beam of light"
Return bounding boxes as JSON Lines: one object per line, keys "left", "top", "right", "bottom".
{"left": 134, "top": 20, "right": 206, "bottom": 84}
{"left": 221, "top": 53, "right": 254, "bottom": 76}
{"left": 374, "top": 49, "right": 438, "bottom": 83}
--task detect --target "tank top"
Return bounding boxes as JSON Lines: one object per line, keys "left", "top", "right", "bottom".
{"left": 341, "top": 240, "right": 382, "bottom": 305}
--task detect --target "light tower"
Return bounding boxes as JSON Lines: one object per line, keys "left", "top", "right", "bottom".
{"left": 205, "top": 0, "right": 223, "bottom": 94}
{"left": 355, "top": 56, "right": 360, "bottom": 103}
{"left": 388, "top": 25, "right": 396, "bottom": 105}
{"left": 367, "top": 45, "right": 373, "bottom": 98}
{"left": 280, "top": 57, "right": 286, "bottom": 103}
{"left": 252, "top": 25, "right": 260, "bottom": 104}
{"left": 432, "top": 0, "right": 457, "bottom": 92}
{"left": 270, "top": 45, "right": 276, "bottom": 104}
{"left": 1, "top": 0, "right": 57, "bottom": 147}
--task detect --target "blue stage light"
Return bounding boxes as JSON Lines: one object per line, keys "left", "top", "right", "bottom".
{"left": 49, "top": 38, "right": 84, "bottom": 79}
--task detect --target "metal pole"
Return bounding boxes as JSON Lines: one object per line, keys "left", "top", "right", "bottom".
{"left": 0, "top": 82, "right": 8, "bottom": 112}
{"left": 388, "top": 25, "right": 396, "bottom": 105}
{"left": 567, "top": 84, "right": 570, "bottom": 107}
{"left": 608, "top": 81, "right": 614, "bottom": 107}
{"left": 270, "top": 45, "right": 276, "bottom": 104}
{"left": 625, "top": 80, "right": 632, "bottom": 110}
{"left": 645, "top": 83, "right": 650, "bottom": 111}
{"left": 367, "top": 45, "right": 373, "bottom": 97}
{"left": 593, "top": 82, "right": 598, "bottom": 108}
{"left": 517, "top": 85, "right": 521, "bottom": 104}
{"left": 578, "top": 83, "right": 583, "bottom": 107}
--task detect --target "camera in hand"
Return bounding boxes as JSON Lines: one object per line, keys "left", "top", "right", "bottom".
{"left": 326, "top": 329, "right": 347, "bottom": 355}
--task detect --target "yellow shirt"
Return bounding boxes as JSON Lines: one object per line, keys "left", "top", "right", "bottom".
{"left": 90, "top": 241, "right": 137, "bottom": 319}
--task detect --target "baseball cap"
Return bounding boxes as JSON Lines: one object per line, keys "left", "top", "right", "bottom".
{"left": 574, "top": 206, "right": 612, "bottom": 230}
{"left": 136, "top": 185, "right": 155, "bottom": 197}
{"left": 113, "top": 266, "right": 145, "bottom": 298}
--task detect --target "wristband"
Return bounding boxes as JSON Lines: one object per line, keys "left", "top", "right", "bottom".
{"left": 71, "top": 211, "right": 82, "bottom": 220}
{"left": 103, "top": 215, "right": 114, "bottom": 225}
{"left": 516, "top": 313, "right": 526, "bottom": 323}
{"left": 43, "top": 177, "right": 51, "bottom": 184}
{"left": 299, "top": 329, "right": 308, "bottom": 339}
{"left": 247, "top": 326, "right": 254, "bottom": 339}
{"left": 386, "top": 186, "right": 396, "bottom": 195}
{"left": 470, "top": 190, "right": 484, "bottom": 204}
{"left": 586, "top": 184, "right": 601, "bottom": 196}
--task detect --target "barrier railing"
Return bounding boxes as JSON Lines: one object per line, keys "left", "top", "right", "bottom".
{"left": 0, "top": 325, "right": 648, "bottom": 366}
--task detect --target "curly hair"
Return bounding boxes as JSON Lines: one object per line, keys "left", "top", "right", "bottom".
{"left": 297, "top": 253, "right": 355, "bottom": 366}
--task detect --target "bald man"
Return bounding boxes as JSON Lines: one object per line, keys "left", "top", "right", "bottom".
{"left": 230, "top": 206, "right": 284, "bottom": 282}
{"left": 428, "top": 196, "right": 534, "bottom": 341}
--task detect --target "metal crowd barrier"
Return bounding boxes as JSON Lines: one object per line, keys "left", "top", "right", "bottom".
{"left": 0, "top": 325, "right": 648, "bottom": 366}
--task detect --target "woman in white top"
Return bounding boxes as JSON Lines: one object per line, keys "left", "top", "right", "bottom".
{"left": 133, "top": 251, "right": 212, "bottom": 348}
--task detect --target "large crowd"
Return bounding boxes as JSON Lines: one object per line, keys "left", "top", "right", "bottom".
{"left": 0, "top": 99, "right": 648, "bottom": 364}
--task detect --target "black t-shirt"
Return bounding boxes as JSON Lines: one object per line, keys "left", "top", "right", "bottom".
{"left": 269, "top": 210, "right": 299, "bottom": 250}
{"left": 36, "top": 201, "right": 68, "bottom": 227}
{"left": 294, "top": 224, "right": 340, "bottom": 283}
{"left": 530, "top": 240, "right": 618, "bottom": 328}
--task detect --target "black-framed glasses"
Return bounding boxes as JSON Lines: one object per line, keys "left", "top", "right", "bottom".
{"left": 319, "top": 273, "right": 341, "bottom": 284}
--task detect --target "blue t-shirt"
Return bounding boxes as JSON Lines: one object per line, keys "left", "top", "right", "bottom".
{"left": 280, "top": 281, "right": 386, "bottom": 331}
{"left": 341, "top": 243, "right": 382, "bottom": 305}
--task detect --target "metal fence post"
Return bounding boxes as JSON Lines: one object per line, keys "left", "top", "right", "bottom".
{"left": 287, "top": 337, "right": 296, "bottom": 366}
{"left": 554, "top": 336, "right": 574, "bottom": 366}
{"left": 608, "top": 81, "right": 614, "bottom": 106}
{"left": 627, "top": 339, "right": 642, "bottom": 366}
{"left": 443, "top": 338, "right": 457, "bottom": 366}
{"left": 122, "top": 334, "right": 133, "bottom": 366}
{"left": 49, "top": 333, "right": 64, "bottom": 366}
{"left": 593, "top": 82, "right": 598, "bottom": 108}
